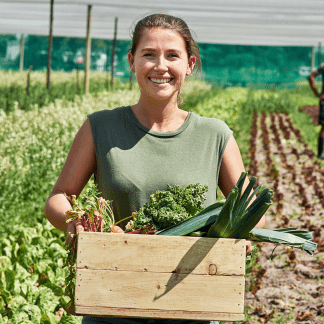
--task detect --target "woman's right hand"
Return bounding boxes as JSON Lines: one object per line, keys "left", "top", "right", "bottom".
{"left": 65, "top": 219, "right": 85, "bottom": 247}
{"left": 65, "top": 221, "right": 124, "bottom": 248}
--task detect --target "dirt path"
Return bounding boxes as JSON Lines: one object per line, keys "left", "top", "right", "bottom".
{"left": 227, "top": 112, "right": 324, "bottom": 324}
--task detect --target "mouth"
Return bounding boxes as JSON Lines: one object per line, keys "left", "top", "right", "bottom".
{"left": 149, "top": 77, "right": 172, "bottom": 84}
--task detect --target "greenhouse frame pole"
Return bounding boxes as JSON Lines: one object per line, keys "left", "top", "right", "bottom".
{"left": 84, "top": 4, "right": 92, "bottom": 93}
{"left": 47, "top": 0, "right": 54, "bottom": 90}
{"left": 20, "top": 34, "right": 24, "bottom": 71}
{"left": 319, "top": 42, "right": 322, "bottom": 67}
{"left": 311, "top": 46, "right": 315, "bottom": 71}
{"left": 110, "top": 17, "right": 118, "bottom": 89}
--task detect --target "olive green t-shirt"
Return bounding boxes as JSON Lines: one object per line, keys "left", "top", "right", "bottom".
{"left": 88, "top": 106, "right": 232, "bottom": 227}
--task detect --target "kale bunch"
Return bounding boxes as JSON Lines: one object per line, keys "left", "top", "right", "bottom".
{"left": 126, "top": 183, "right": 208, "bottom": 231}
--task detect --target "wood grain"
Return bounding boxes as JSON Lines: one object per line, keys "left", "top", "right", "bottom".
{"left": 75, "top": 306, "right": 245, "bottom": 321}
{"left": 77, "top": 232, "right": 246, "bottom": 275}
{"left": 75, "top": 269, "right": 244, "bottom": 313}
{"left": 75, "top": 232, "right": 246, "bottom": 320}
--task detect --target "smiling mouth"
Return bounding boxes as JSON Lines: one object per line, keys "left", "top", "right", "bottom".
{"left": 149, "top": 77, "right": 172, "bottom": 84}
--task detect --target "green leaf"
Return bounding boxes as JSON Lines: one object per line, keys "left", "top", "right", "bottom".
{"left": 36, "top": 287, "right": 60, "bottom": 314}
{"left": 236, "top": 176, "right": 258, "bottom": 217}
{"left": 0, "top": 256, "right": 12, "bottom": 271}
{"left": 40, "top": 313, "right": 59, "bottom": 324}
{"left": 207, "top": 186, "right": 239, "bottom": 238}
{"left": 157, "top": 201, "right": 225, "bottom": 236}
{"left": 4, "top": 270, "right": 15, "bottom": 293}
{"left": 247, "top": 228, "right": 317, "bottom": 255}
{"left": 19, "top": 304, "right": 41, "bottom": 323}
{"left": 7, "top": 295, "right": 28, "bottom": 311}
{"left": 58, "top": 314, "right": 83, "bottom": 324}
{"left": 231, "top": 172, "right": 248, "bottom": 219}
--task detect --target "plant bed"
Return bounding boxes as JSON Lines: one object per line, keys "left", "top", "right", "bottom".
{"left": 73, "top": 232, "right": 246, "bottom": 321}
{"left": 299, "top": 105, "right": 319, "bottom": 125}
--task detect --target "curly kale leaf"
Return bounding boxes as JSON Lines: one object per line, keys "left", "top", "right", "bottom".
{"left": 128, "top": 183, "right": 208, "bottom": 231}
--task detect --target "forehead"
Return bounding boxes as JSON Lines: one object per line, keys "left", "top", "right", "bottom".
{"left": 136, "top": 27, "right": 187, "bottom": 51}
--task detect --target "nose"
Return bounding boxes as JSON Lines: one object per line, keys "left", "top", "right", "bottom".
{"left": 155, "top": 55, "right": 168, "bottom": 72}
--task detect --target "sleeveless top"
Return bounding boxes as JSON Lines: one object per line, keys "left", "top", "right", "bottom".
{"left": 88, "top": 106, "right": 232, "bottom": 227}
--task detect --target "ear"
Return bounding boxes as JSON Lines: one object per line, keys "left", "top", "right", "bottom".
{"left": 128, "top": 52, "right": 135, "bottom": 73}
{"left": 186, "top": 56, "right": 196, "bottom": 76}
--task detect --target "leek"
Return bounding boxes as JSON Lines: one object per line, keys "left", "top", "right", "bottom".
{"left": 207, "top": 172, "right": 273, "bottom": 239}
{"left": 247, "top": 228, "right": 317, "bottom": 255}
{"left": 157, "top": 172, "right": 317, "bottom": 255}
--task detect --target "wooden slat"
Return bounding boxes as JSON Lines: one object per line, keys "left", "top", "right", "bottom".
{"left": 75, "top": 306, "right": 245, "bottom": 321}
{"left": 75, "top": 269, "right": 245, "bottom": 314}
{"left": 75, "top": 233, "right": 246, "bottom": 319}
{"left": 77, "top": 233, "right": 246, "bottom": 276}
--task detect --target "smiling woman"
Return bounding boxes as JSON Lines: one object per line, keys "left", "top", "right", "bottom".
{"left": 128, "top": 27, "right": 196, "bottom": 132}
{"left": 44, "top": 13, "right": 263, "bottom": 324}
{"left": 129, "top": 27, "right": 195, "bottom": 112}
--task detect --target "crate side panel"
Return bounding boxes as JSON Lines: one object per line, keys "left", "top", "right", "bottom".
{"left": 75, "top": 269, "right": 244, "bottom": 314}
{"left": 75, "top": 306, "right": 245, "bottom": 321}
{"left": 77, "top": 233, "right": 245, "bottom": 276}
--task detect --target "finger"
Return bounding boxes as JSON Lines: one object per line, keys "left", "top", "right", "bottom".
{"left": 246, "top": 242, "right": 252, "bottom": 256}
{"left": 75, "top": 219, "right": 85, "bottom": 233}
{"left": 111, "top": 225, "right": 124, "bottom": 233}
{"left": 65, "top": 231, "right": 74, "bottom": 247}
{"left": 65, "top": 221, "right": 77, "bottom": 247}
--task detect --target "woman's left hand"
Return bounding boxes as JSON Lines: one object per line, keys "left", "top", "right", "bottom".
{"left": 246, "top": 240, "right": 252, "bottom": 256}
{"left": 110, "top": 225, "right": 124, "bottom": 233}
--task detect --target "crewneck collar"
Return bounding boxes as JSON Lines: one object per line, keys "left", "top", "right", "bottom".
{"left": 127, "top": 106, "right": 192, "bottom": 138}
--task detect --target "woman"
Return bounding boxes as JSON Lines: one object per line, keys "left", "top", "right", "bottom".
{"left": 45, "top": 13, "right": 264, "bottom": 324}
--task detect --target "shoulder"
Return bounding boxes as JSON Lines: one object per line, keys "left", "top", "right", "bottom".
{"left": 87, "top": 106, "right": 130, "bottom": 130}
{"left": 317, "top": 66, "right": 324, "bottom": 75}
{"left": 88, "top": 106, "right": 129, "bottom": 121}
{"left": 190, "top": 112, "right": 232, "bottom": 134}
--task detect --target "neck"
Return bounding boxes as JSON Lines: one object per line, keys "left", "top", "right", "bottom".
{"left": 131, "top": 94, "right": 187, "bottom": 132}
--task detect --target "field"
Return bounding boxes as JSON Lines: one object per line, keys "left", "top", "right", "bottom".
{"left": 0, "top": 70, "right": 130, "bottom": 114}
{"left": 0, "top": 71, "right": 323, "bottom": 323}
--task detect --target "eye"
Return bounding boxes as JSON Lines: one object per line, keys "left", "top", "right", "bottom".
{"left": 169, "top": 53, "right": 179, "bottom": 58}
{"left": 143, "top": 53, "right": 154, "bottom": 57}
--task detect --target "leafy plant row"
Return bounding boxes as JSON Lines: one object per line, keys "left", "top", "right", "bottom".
{"left": 0, "top": 224, "right": 70, "bottom": 323}
{"left": 0, "top": 87, "right": 141, "bottom": 323}
{"left": 0, "top": 71, "right": 131, "bottom": 114}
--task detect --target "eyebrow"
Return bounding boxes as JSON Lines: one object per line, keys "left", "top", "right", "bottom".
{"left": 140, "top": 48, "right": 182, "bottom": 53}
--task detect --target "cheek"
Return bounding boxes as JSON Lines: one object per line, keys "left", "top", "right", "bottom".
{"left": 167, "top": 62, "right": 182, "bottom": 73}
{"left": 135, "top": 61, "right": 152, "bottom": 76}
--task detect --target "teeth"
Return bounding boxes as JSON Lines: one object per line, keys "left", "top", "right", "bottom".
{"left": 150, "top": 78, "right": 171, "bottom": 84}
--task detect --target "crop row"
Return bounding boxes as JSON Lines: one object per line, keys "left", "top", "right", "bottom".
{"left": 0, "top": 86, "right": 142, "bottom": 323}
{"left": 0, "top": 71, "right": 131, "bottom": 114}
{"left": 245, "top": 110, "right": 324, "bottom": 323}
{"left": 249, "top": 111, "right": 324, "bottom": 248}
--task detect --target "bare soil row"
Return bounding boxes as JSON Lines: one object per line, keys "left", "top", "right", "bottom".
{"left": 231, "top": 111, "right": 324, "bottom": 324}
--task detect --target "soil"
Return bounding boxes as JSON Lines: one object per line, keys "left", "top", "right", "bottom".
{"left": 225, "top": 111, "right": 324, "bottom": 324}
{"left": 299, "top": 105, "right": 320, "bottom": 126}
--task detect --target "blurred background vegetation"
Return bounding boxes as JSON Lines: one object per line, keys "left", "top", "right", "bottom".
{"left": 0, "top": 34, "right": 319, "bottom": 89}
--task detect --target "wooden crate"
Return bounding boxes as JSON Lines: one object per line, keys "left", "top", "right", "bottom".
{"left": 74, "top": 232, "right": 246, "bottom": 321}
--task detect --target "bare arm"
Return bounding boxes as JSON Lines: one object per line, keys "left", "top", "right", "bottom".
{"left": 218, "top": 135, "right": 265, "bottom": 229}
{"left": 308, "top": 71, "right": 324, "bottom": 100}
{"left": 44, "top": 118, "right": 96, "bottom": 232}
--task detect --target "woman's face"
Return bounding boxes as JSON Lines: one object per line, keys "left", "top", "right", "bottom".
{"left": 128, "top": 27, "right": 196, "bottom": 104}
